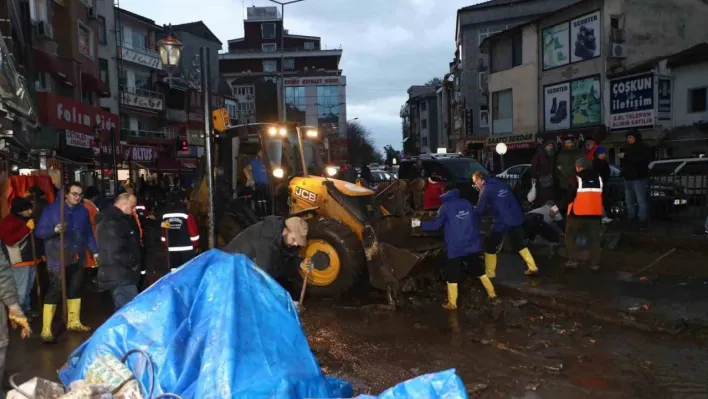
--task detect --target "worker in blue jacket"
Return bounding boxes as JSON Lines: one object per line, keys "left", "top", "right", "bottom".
{"left": 412, "top": 186, "right": 497, "bottom": 310}
{"left": 472, "top": 172, "right": 538, "bottom": 279}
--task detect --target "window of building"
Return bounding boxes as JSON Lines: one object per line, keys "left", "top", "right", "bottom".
{"left": 284, "top": 58, "right": 295, "bottom": 70}
{"left": 118, "top": 68, "right": 127, "bottom": 87}
{"left": 511, "top": 31, "right": 523, "bottom": 67}
{"left": 421, "top": 119, "right": 428, "bottom": 129}
{"left": 317, "top": 85, "right": 340, "bottom": 136}
{"left": 262, "top": 23, "right": 276, "bottom": 39}
{"left": 134, "top": 71, "right": 150, "bottom": 90}
{"left": 81, "top": 91, "right": 94, "bottom": 106}
{"left": 99, "top": 58, "right": 109, "bottom": 83}
{"left": 420, "top": 101, "right": 427, "bottom": 111}
{"left": 34, "top": 73, "right": 51, "bottom": 92}
{"left": 238, "top": 103, "right": 253, "bottom": 112}
{"left": 78, "top": 22, "right": 94, "bottom": 58}
{"left": 689, "top": 88, "right": 707, "bottom": 113}
{"left": 492, "top": 89, "right": 513, "bottom": 134}
{"left": 286, "top": 86, "right": 306, "bottom": 124}
{"left": 232, "top": 85, "right": 254, "bottom": 97}
{"left": 262, "top": 60, "right": 277, "bottom": 73}
{"left": 98, "top": 16, "right": 107, "bottom": 44}
{"left": 422, "top": 137, "right": 428, "bottom": 147}
{"left": 262, "top": 43, "right": 277, "bottom": 52}
{"left": 132, "top": 30, "right": 147, "bottom": 49}
{"left": 304, "top": 41, "right": 315, "bottom": 50}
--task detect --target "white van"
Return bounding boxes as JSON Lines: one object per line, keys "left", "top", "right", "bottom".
{"left": 648, "top": 158, "right": 708, "bottom": 196}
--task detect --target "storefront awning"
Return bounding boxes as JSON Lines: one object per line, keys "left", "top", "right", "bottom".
{"left": 33, "top": 50, "right": 74, "bottom": 87}
{"left": 81, "top": 72, "right": 109, "bottom": 97}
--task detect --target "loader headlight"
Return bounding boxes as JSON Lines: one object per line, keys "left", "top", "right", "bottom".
{"left": 279, "top": 127, "right": 288, "bottom": 137}
{"left": 306, "top": 129, "right": 318, "bottom": 138}
{"left": 273, "top": 167, "right": 284, "bottom": 178}
{"left": 268, "top": 127, "right": 277, "bottom": 136}
{"left": 325, "top": 166, "right": 337, "bottom": 177}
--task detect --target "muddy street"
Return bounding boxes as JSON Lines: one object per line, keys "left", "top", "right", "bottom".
{"left": 7, "top": 281, "right": 708, "bottom": 398}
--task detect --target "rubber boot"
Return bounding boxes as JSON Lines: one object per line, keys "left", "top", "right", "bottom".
{"left": 519, "top": 248, "right": 538, "bottom": 275}
{"left": 41, "top": 304, "right": 57, "bottom": 343}
{"left": 484, "top": 253, "right": 497, "bottom": 279}
{"left": 479, "top": 275, "right": 497, "bottom": 299}
{"left": 442, "top": 283, "right": 458, "bottom": 310}
{"left": 67, "top": 299, "right": 91, "bottom": 332}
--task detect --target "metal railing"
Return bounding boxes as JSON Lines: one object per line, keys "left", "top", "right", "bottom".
{"left": 118, "top": 41, "right": 160, "bottom": 59}
{"left": 120, "top": 85, "right": 164, "bottom": 100}
{"left": 121, "top": 128, "right": 172, "bottom": 140}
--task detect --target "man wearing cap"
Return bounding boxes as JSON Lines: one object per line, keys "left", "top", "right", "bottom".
{"left": 223, "top": 216, "right": 310, "bottom": 279}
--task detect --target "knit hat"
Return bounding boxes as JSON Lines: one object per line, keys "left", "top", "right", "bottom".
{"left": 595, "top": 145, "right": 608, "bottom": 155}
{"left": 285, "top": 217, "right": 308, "bottom": 246}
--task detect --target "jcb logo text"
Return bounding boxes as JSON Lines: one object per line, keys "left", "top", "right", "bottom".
{"left": 295, "top": 187, "right": 317, "bottom": 203}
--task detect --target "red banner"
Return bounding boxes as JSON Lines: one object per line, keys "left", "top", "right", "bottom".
{"left": 36, "top": 92, "right": 118, "bottom": 135}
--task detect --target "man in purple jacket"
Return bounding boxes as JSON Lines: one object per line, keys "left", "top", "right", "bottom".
{"left": 412, "top": 187, "right": 497, "bottom": 310}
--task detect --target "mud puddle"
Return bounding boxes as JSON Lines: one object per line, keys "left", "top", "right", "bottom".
{"left": 301, "top": 284, "right": 708, "bottom": 398}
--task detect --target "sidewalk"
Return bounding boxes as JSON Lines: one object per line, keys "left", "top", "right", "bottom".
{"left": 492, "top": 254, "right": 708, "bottom": 335}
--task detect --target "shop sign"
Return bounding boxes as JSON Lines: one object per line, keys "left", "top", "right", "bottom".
{"left": 123, "top": 145, "right": 157, "bottom": 162}
{"left": 465, "top": 108, "right": 474, "bottom": 136}
{"left": 486, "top": 133, "right": 536, "bottom": 149}
{"left": 121, "top": 47, "right": 162, "bottom": 70}
{"left": 536, "top": 132, "right": 589, "bottom": 145}
{"left": 121, "top": 92, "right": 164, "bottom": 111}
{"left": 284, "top": 76, "right": 345, "bottom": 86}
{"left": 658, "top": 78, "right": 671, "bottom": 120}
{"left": 65, "top": 130, "right": 92, "bottom": 148}
{"left": 609, "top": 73, "right": 654, "bottom": 130}
{"left": 36, "top": 92, "right": 118, "bottom": 135}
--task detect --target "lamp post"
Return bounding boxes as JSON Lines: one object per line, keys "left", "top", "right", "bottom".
{"left": 159, "top": 33, "right": 216, "bottom": 249}
{"left": 495, "top": 142, "right": 507, "bottom": 172}
{"left": 269, "top": 0, "right": 305, "bottom": 121}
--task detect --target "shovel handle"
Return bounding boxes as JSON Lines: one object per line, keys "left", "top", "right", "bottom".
{"left": 298, "top": 269, "right": 310, "bottom": 306}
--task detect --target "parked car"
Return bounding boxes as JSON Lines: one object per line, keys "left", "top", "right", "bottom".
{"left": 649, "top": 157, "right": 708, "bottom": 197}
{"left": 496, "top": 164, "right": 531, "bottom": 181}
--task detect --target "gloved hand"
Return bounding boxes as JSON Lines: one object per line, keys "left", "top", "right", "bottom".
{"left": 93, "top": 253, "right": 99, "bottom": 266}
{"left": 8, "top": 304, "right": 31, "bottom": 339}
{"left": 54, "top": 223, "right": 67, "bottom": 233}
{"left": 26, "top": 219, "right": 35, "bottom": 230}
{"left": 299, "top": 258, "right": 313, "bottom": 273}
{"left": 411, "top": 218, "right": 421, "bottom": 228}
{"left": 160, "top": 221, "right": 171, "bottom": 229}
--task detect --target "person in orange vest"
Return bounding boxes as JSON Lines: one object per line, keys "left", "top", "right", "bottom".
{"left": 0, "top": 198, "right": 42, "bottom": 315}
{"left": 557, "top": 157, "right": 603, "bottom": 271}
{"left": 83, "top": 186, "right": 100, "bottom": 269}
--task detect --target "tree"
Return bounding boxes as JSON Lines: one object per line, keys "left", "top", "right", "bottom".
{"left": 346, "top": 121, "right": 384, "bottom": 165}
{"left": 425, "top": 77, "right": 443, "bottom": 87}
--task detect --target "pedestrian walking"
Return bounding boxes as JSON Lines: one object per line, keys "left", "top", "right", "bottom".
{"left": 360, "top": 163, "right": 373, "bottom": 185}
{"left": 561, "top": 158, "right": 603, "bottom": 271}
{"left": 96, "top": 193, "right": 142, "bottom": 310}
{"left": 531, "top": 140, "right": 557, "bottom": 206}
{"left": 620, "top": 130, "right": 652, "bottom": 230}
{"left": 223, "top": 216, "right": 310, "bottom": 279}
{"left": 555, "top": 135, "right": 583, "bottom": 210}
{"left": 472, "top": 172, "right": 539, "bottom": 278}
{"left": 160, "top": 191, "right": 200, "bottom": 270}
{"left": 35, "top": 182, "right": 97, "bottom": 343}
{"left": 592, "top": 146, "right": 613, "bottom": 224}
{"left": 0, "top": 198, "right": 42, "bottom": 315}
{"left": 1, "top": 249, "right": 32, "bottom": 396}
{"left": 412, "top": 187, "right": 496, "bottom": 310}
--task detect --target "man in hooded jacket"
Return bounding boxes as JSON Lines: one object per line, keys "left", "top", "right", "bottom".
{"left": 620, "top": 130, "right": 652, "bottom": 228}
{"left": 531, "top": 140, "right": 556, "bottom": 206}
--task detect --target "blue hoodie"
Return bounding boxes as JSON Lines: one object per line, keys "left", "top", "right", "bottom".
{"left": 35, "top": 199, "right": 98, "bottom": 270}
{"left": 421, "top": 189, "right": 482, "bottom": 259}
{"left": 474, "top": 178, "right": 524, "bottom": 232}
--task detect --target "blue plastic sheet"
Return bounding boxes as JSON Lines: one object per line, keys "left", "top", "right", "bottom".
{"left": 354, "top": 369, "right": 468, "bottom": 399}
{"left": 59, "top": 250, "right": 353, "bottom": 398}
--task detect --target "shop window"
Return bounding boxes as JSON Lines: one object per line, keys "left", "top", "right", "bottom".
{"left": 689, "top": 87, "right": 707, "bottom": 113}
{"left": 78, "top": 21, "right": 95, "bottom": 58}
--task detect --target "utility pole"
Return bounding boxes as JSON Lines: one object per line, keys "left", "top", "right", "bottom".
{"left": 269, "top": 0, "right": 304, "bottom": 121}
{"left": 201, "top": 46, "right": 215, "bottom": 249}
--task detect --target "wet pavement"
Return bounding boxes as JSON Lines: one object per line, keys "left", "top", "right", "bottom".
{"left": 4, "top": 266, "right": 708, "bottom": 398}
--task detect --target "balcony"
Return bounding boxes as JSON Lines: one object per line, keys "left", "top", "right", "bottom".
{"left": 121, "top": 128, "right": 173, "bottom": 141}
{"left": 119, "top": 41, "right": 162, "bottom": 70}
{"left": 120, "top": 86, "right": 164, "bottom": 111}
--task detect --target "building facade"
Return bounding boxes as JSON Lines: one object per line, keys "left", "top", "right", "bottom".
{"left": 454, "top": 0, "right": 580, "bottom": 154}
{"left": 405, "top": 85, "right": 440, "bottom": 154}
{"left": 219, "top": 6, "right": 346, "bottom": 137}
{"left": 97, "top": 0, "right": 118, "bottom": 116}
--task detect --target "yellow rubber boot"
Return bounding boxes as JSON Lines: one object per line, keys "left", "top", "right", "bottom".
{"left": 519, "top": 248, "right": 538, "bottom": 275}
{"left": 442, "top": 283, "right": 458, "bottom": 310}
{"left": 41, "top": 304, "right": 57, "bottom": 343}
{"left": 484, "top": 253, "right": 497, "bottom": 278}
{"left": 67, "top": 299, "right": 91, "bottom": 332}
{"left": 479, "top": 275, "right": 497, "bottom": 299}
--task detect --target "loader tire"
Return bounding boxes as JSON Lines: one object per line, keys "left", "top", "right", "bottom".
{"left": 300, "top": 217, "right": 366, "bottom": 297}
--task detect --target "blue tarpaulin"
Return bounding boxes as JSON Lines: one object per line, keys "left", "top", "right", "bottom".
{"left": 58, "top": 250, "right": 468, "bottom": 399}
{"left": 59, "top": 250, "right": 353, "bottom": 398}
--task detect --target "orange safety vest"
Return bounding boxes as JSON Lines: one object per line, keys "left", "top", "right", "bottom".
{"left": 567, "top": 175, "right": 604, "bottom": 216}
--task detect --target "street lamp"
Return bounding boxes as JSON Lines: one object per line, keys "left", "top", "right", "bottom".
{"left": 269, "top": 0, "right": 305, "bottom": 121}
{"left": 158, "top": 36, "right": 216, "bottom": 249}
{"left": 495, "top": 142, "right": 507, "bottom": 171}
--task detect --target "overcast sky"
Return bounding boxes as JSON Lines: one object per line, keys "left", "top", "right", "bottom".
{"left": 120, "top": 0, "right": 484, "bottom": 152}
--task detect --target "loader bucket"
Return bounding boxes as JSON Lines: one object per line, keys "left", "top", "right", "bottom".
{"left": 365, "top": 215, "right": 446, "bottom": 291}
